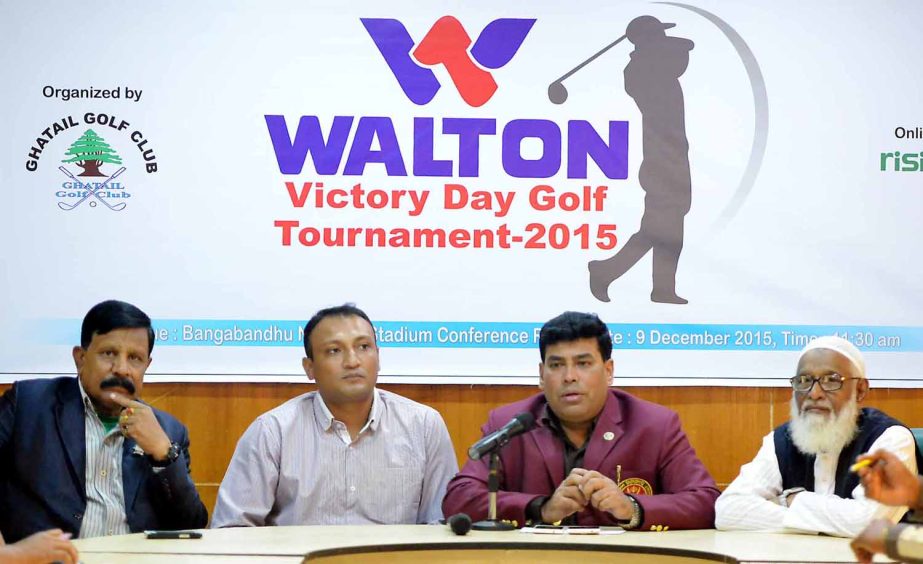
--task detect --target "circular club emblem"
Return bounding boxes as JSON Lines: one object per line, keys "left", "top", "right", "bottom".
{"left": 618, "top": 477, "right": 653, "bottom": 496}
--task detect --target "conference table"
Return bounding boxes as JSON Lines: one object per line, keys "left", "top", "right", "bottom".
{"left": 72, "top": 525, "right": 891, "bottom": 563}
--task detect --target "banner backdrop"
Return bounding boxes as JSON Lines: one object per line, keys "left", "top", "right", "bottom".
{"left": 2, "top": 1, "right": 921, "bottom": 385}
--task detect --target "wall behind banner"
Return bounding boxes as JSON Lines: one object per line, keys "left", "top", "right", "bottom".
{"left": 4, "top": 382, "right": 918, "bottom": 518}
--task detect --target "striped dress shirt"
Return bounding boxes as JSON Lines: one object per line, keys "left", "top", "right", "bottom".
{"left": 77, "top": 382, "right": 130, "bottom": 538}
{"left": 211, "top": 389, "right": 458, "bottom": 527}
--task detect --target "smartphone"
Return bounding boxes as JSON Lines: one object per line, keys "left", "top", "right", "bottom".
{"left": 144, "top": 530, "right": 203, "bottom": 539}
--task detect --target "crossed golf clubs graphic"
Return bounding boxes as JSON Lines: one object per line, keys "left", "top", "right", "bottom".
{"left": 57, "top": 165, "right": 127, "bottom": 211}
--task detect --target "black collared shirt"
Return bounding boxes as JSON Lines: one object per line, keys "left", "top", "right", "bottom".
{"left": 525, "top": 406, "right": 596, "bottom": 525}
{"left": 544, "top": 405, "right": 594, "bottom": 478}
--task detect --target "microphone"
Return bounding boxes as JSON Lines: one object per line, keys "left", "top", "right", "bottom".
{"left": 467, "top": 412, "right": 535, "bottom": 460}
{"left": 447, "top": 513, "right": 472, "bottom": 535}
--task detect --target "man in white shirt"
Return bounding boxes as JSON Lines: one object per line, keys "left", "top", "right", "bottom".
{"left": 212, "top": 304, "right": 458, "bottom": 527}
{"left": 715, "top": 336, "right": 921, "bottom": 537}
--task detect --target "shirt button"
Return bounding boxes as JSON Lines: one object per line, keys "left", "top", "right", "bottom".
{"left": 101, "top": 470, "right": 108, "bottom": 477}
{"left": 350, "top": 486, "right": 356, "bottom": 492}
{"left": 108, "top": 529, "right": 114, "bottom": 535}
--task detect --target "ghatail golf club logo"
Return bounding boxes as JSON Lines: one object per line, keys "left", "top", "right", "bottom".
{"left": 58, "top": 129, "right": 128, "bottom": 211}
{"left": 23, "top": 112, "right": 159, "bottom": 212}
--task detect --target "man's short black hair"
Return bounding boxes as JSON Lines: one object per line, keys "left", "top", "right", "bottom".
{"left": 303, "top": 304, "right": 375, "bottom": 359}
{"left": 539, "top": 311, "right": 612, "bottom": 362}
{"left": 81, "top": 300, "right": 155, "bottom": 354}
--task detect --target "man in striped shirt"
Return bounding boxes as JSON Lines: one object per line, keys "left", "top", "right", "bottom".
{"left": 212, "top": 304, "right": 458, "bottom": 527}
{"left": 0, "top": 300, "right": 208, "bottom": 542}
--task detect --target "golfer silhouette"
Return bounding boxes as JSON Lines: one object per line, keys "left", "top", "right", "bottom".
{"left": 589, "top": 16, "right": 694, "bottom": 304}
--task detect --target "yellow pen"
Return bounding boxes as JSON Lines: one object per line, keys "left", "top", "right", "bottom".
{"left": 850, "top": 459, "right": 874, "bottom": 473}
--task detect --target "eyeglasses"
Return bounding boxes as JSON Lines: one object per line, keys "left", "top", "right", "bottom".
{"left": 789, "top": 373, "right": 861, "bottom": 392}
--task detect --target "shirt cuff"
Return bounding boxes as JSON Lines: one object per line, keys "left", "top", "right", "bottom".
{"left": 526, "top": 496, "right": 549, "bottom": 524}
{"left": 886, "top": 523, "right": 908, "bottom": 561}
{"left": 888, "top": 522, "right": 923, "bottom": 564}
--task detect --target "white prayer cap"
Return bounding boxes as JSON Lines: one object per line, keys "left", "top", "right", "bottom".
{"left": 799, "top": 335, "right": 866, "bottom": 379}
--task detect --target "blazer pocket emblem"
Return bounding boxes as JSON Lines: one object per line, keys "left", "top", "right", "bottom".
{"left": 618, "top": 477, "right": 653, "bottom": 496}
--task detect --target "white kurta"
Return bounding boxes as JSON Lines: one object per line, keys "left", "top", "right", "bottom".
{"left": 715, "top": 425, "right": 917, "bottom": 537}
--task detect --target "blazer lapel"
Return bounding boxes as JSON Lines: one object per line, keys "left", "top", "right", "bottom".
{"left": 583, "top": 391, "right": 624, "bottom": 473}
{"left": 530, "top": 420, "right": 566, "bottom": 487}
{"left": 55, "top": 382, "right": 86, "bottom": 499}
{"left": 121, "top": 437, "right": 147, "bottom": 517}
{"left": 122, "top": 405, "right": 161, "bottom": 516}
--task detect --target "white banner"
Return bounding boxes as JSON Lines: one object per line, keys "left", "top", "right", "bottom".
{"left": 2, "top": 0, "right": 921, "bottom": 385}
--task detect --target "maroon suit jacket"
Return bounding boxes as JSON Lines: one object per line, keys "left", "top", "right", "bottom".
{"left": 442, "top": 389, "right": 719, "bottom": 529}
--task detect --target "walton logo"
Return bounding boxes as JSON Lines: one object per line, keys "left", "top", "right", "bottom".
{"left": 361, "top": 16, "right": 535, "bottom": 107}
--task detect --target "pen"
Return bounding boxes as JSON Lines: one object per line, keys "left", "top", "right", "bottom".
{"left": 850, "top": 459, "right": 873, "bottom": 473}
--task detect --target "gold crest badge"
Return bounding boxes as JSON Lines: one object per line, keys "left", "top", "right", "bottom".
{"left": 618, "top": 477, "right": 653, "bottom": 496}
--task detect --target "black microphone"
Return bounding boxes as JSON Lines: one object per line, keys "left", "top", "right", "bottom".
{"left": 447, "top": 512, "right": 472, "bottom": 535}
{"left": 467, "top": 412, "right": 535, "bottom": 460}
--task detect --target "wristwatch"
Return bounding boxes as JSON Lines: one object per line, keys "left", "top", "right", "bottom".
{"left": 619, "top": 495, "right": 643, "bottom": 530}
{"left": 149, "top": 442, "right": 181, "bottom": 468}
{"left": 778, "top": 487, "right": 805, "bottom": 507}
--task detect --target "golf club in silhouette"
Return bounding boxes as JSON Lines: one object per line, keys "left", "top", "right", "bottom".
{"left": 548, "top": 34, "right": 627, "bottom": 105}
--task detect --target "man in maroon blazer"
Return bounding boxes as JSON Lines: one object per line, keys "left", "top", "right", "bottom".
{"left": 442, "top": 311, "right": 719, "bottom": 530}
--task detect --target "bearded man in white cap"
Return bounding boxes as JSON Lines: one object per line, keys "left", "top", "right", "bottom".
{"left": 715, "top": 336, "right": 922, "bottom": 537}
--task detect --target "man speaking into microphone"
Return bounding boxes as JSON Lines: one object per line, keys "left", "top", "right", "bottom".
{"left": 443, "top": 311, "right": 719, "bottom": 530}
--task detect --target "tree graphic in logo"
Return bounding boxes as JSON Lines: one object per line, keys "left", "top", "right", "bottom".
{"left": 61, "top": 129, "right": 123, "bottom": 177}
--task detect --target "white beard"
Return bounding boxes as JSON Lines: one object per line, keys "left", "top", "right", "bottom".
{"left": 789, "top": 396, "right": 860, "bottom": 455}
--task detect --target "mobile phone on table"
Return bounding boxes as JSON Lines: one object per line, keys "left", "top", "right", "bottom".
{"left": 144, "top": 530, "right": 202, "bottom": 539}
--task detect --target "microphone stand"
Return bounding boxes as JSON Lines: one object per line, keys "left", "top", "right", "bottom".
{"left": 471, "top": 450, "right": 515, "bottom": 531}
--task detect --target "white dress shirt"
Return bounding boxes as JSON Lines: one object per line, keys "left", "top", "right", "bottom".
{"left": 894, "top": 524, "right": 923, "bottom": 561}
{"left": 211, "top": 388, "right": 458, "bottom": 527}
{"left": 715, "top": 425, "right": 917, "bottom": 537}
